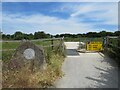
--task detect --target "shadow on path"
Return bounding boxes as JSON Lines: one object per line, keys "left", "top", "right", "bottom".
{"left": 85, "top": 56, "right": 118, "bottom": 88}
{"left": 66, "top": 49, "right": 79, "bottom": 56}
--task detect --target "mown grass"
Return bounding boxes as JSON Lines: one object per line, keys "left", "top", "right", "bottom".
{"left": 64, "top": 37, "right": 103, "bottom": 42}
{"left": 2, "top": 40, "right": 60, "bottom": 50}
{"left": 0, "top": 42, "right": 2, "bottom": 50}
{"left": 2, "top": 39, "right": 65, "bottom": 88}
{"left": 32, "top": 40, "right": 51, "bottom": 46}
{"left": 2, "top": 42, "right": 20, "bottom": 50}
{"left": 2, "top": 40, "right": 63, "bottom": 62}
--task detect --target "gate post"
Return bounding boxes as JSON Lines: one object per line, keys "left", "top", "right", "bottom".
{"left": 51, "top": 38, "right": 53, "bottom": 50}
{"left": 118, "top": 36, "right": 120, "bottom": 47}
{"left": 105, "top": 36, "right": 109, "bottom": 48}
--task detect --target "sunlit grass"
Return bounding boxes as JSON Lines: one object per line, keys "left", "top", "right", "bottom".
{"left": 2, "top": 40, "right": 60, "bottom": 50}
{"left": 0, "top": 42, "right": 2, "bottom": 50}
{"left": 2, "top": 53, "right": 64, "bottom": 88}
{"left": 2, "top": 42, "right": 20, "bottom": 50}
{"left": 64, "top": 37, "right": 103, "bottom": 42}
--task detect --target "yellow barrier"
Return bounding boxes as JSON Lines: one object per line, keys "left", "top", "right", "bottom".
{"left": 86, "top": 41, "right": 103, "bottom": 51}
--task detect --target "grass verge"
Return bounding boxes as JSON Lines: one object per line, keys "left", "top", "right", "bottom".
{"left": 2, "top": 39, "right": 65, "bottom": 88}
{"left": 2, "top": 51, "right": 65, "bottom": 88}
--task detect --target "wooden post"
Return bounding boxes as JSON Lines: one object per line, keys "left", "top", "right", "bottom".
{"left": 118, "top": 36, "right": 120, "bottom": 47}
{"left": 51, "top": 38, "right": 53, "bottom": 50}
{"left": 118, "top": 36, "right": 120, "bottom": 65}
{"left": 62, "top": 37, "right": 64, "bottom": 53}
{"left": 106, "top": 36, "right": 109, "bottom": 48}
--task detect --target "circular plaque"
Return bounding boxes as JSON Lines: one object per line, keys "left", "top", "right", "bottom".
{"left": 23, "top": 48, "right": 35, "bottom": 60}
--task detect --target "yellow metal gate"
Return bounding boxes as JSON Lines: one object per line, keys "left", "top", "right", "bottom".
{"left": 86, "top": 42, "right": 103, "bottom": 51}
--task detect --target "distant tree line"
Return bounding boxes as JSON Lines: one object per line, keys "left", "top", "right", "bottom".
{"left": 2, "top": 31, "right": 51, "bottom": 40}
{"left": 2, "top": 31, "right": 120, "bottom": 40}
{"left": 54, "top": 31, "right": 120, "bottom": 38}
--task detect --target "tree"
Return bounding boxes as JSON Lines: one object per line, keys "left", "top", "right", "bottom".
{"left": 114, "top": 31, "right": 120, "bottom": 36}
{"left": 106, "top": 32, "right": 114, "bottom": 36}
{"left": 34, "top": 31, "right": 49, "bottom": 39}
{"left": 2, "top": 34, "right": 11, "bottom": 40}
{"left": 99, "top": 31, "right": 106, "bottom": 37}
{"left": 28, "top": 33, "right": 34, "bottom": 40}
{"left": 54, "top": 34, "right": 60, "bottom": 38}
{"left": 14, "top": 31, "right": 24, "bottom": 40}
{"left": 86, "top": 32, "right": 98, "bottom": 37}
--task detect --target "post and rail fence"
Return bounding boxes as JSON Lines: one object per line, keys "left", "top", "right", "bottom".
{"left": 2, "top": 37, "right": 65, "bottom": 51}
{"left": 104, "top": 36, "right": 120, "bottom": 62}
{"left": 2, "top": 37, "right": 65, "bottom": 62}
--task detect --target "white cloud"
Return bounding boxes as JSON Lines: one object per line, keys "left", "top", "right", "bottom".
{"left": 2, "top": 2, "right": 118, "bottom": 34}
{"left": 70, "top": 2, "right": 118, "bottom": 25}
{"left": 70, "top": 3, "right": 97, "bottom": 17}
{"left": 53, "top": 2, "right": 118, "bottom": 26}
{"left": 3, "top": 13, "right": 97, "bottom": 34}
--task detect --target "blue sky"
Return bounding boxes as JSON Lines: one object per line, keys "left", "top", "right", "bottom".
{"left": 2, "top": 2, "right": 118, "bottom": 34}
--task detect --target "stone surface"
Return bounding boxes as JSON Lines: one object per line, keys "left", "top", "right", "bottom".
{"left": 9, "top": 41, "right": 45, "bottom": 70}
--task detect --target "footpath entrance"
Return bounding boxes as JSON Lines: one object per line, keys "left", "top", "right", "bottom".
{"left": 55, "top": 42, "right": 118, "bottom": 88}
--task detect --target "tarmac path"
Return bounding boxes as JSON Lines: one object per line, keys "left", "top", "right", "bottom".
{"left": 55, "top": 42, "right": 118, "bottom": 88}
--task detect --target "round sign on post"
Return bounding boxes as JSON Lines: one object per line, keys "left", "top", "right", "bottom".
{"left": 23, "top": 48, "right": 35, "bottom": 60}
{"left": 9, "top": 41, "right": 45, "bottom": 71}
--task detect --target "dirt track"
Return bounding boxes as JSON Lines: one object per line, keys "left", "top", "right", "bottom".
{"left": 55, "top": 42, "right": 118, "bottom": 88}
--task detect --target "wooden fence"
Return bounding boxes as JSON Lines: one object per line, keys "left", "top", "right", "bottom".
{"left": 2, "top": 37, "right": 65, "bottom": 51}
{"left": 104, "top": 36, "right": 120, "bottom": 60}
{"left": 2, "top": 37, "right": 65, "bottom": 62}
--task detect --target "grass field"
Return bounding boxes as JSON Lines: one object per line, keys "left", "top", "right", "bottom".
{"left": 0, "top": 42, "right": 2, "bottom": 50}
{"left": 64, "top": 37, "right": 103, "bottom": 42}
{"left": 2, "top": 39, "right": 60, "bottom": 50}
{"left": 2, "top": 39, "right": 62, "bottom": 61}
{"left": 2, "top": 42, "right": 20, "bottom": 50}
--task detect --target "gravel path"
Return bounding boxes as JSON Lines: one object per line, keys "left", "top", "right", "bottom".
{"left": 55, "top": 42, "right": 118, "bottom": 88}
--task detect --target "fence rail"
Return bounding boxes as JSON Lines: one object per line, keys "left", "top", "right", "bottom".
{"left": 1, "top": 37, "right": 65, "bottom": 51}
{"left": 2, "top": 38, "right": 63, "bottom": 42}
{"left": 2, "top": 37, "right": 65, "bottom": 62}
{"left": 104, "top": 36, "right": 120, "bottom": 60}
